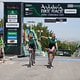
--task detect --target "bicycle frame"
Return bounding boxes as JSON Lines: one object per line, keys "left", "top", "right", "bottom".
{"left": 28, "top": 48, "right": 34, "bottom": 67}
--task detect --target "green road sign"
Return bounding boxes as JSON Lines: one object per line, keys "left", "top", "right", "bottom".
{"left": 8, "top": 32, "right": 17, "bottom": 36}
{"left": 8, "top": 10, "right": 18, "bottom": 15}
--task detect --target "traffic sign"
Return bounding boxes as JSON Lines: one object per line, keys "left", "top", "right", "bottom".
{"left": 44, "top": 19, "right": 56, "bottom": 23}
{"left": 8, "top": 15, "right": 18, "bottom": 19}
{"left": 6, "top": 23, "right": 19, "bottom": 28}
{"left": 4, "top": 2, "right": 22, "bottom": 55}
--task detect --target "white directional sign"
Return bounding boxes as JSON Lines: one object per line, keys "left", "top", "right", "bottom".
{"left": 8, "top": 18, "right": 17, "bottom": 22}
{"left": 8, "top": 15, "right": 18, "bottom": 19}
{"left": 6, "top": 23, "right": 19, "bottom": 28}
{"left": 7, "top": 40, "right": 17, "bottom": 43}
{"left": 64, "top": 9, "right": 77, "bottom": 14}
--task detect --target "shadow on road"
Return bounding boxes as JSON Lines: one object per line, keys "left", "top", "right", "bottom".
{"left": 44, "top": 65, "right": 54, "bottom": 69}
{"left": 22, "top": 64, "right": 35, "bottom": 68}
{"left": 22, "top": 63, "right": 54, "bottom": 69}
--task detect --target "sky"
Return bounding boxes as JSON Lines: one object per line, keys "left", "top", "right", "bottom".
{"left": 24, "top": 18, "right": 80, "bottom": 41}
{"left": 0, "top": 0, "right": 80, "bottom": 41}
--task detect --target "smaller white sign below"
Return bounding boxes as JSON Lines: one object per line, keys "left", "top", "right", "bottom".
{"left": 6, "top": 23, "right": 19, "bottom": 28}
{"left": 7, "top": 40, "right": 17, "bottom": 43}
{"left": 25, "top": 8, "right": 29, "bottom": 11}
{"left": 8, "top": 15, "right": 18, "bottom": 19}
{"left": 64, "top": 9, "right": 77, "bottom": 14}
{"left": 8, "top": 18, "right": 17, "bottom": 22}
{"left": 67, "top": 4, "right": 74, "bottom": 8}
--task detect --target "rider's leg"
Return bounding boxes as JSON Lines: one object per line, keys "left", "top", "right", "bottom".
{"left": 47, "top": 53, "right": 53, "bottom": 69}
{"left": 51, "top": 53, "right": 55, "bottom": 67}
{"left": 50, "top": 47, "right": 56, "bottom": 65}
{"left": 52, "top": 53, "right": 55, "bottom": 61}
{"left": 52, "top": 49, "right": 56, "bottom": 62}
{"left": 48, "top": 48, "right": 53, "bottom": 65}
{"left": 48, "top": 52, "right": 49, "bottom": 64}
{"left": 48, "top": 49, "right": 53, "bottom": 65}
{"left": 48, "top": 53, "right": 52, "bottom": 64}
{"left": 49, "top": 53, "right": 53, "bottom": 66}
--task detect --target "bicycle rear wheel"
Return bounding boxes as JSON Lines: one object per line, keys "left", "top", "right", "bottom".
{"left": 29, "top": 53, "right": 32, "bottom": 67}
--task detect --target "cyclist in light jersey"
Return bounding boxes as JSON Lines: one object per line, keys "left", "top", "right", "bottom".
{"left": 42, "top": 33, "right": 58, "bottom": 68}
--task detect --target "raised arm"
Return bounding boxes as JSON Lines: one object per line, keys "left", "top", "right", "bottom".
{"left": 56, "top": 42, "right": 58, "bottom": 50}
{"left": 41, "top": 36, "right": 48, "bottom": 39}
{"left": 55, "top": 39, "right": 58, "bottom": 50}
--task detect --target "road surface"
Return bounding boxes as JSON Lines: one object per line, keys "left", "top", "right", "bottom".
{"left": 0, "top": 56, "right": 80, "bottom": 80}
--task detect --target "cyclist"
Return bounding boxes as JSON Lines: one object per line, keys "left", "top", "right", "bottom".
{"left": 41, "top": 33, "right": 58, "bottom": 68}
{"left": 28, "top": 33, "right": 36, "bottom": 66}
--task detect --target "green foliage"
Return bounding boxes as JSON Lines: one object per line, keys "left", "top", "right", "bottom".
{"left": 23, "top": 23, "right": 27, "bottom": 30}
{"left": 32, "top": 22, "right": 52, "bottom": 50}
{"left": 57, "top": 41, "right": 77, "bottom": 54}
{"left": 0, "top": 19, "right": 3, "bottom": 27}
{"left": 23, "top": 22, "right": 52, "bottom": 50}
{"left": 23, "top": 22, "right": 77, "bottom": 53}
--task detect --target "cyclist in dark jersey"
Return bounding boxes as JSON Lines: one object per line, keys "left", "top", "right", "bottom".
{"left": 28, "top": 34, "right": 36, "bottom": 64}
{"left": 42, "top": 33, "right": 58, "bottom": 68}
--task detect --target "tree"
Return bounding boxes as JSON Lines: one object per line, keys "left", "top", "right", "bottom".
{"left": 32, "top": 22, "right": 52, "bottom": 50}
{"left": 57, "top": 41, "right": 78, "bottom": 54}
{"left": 23, "top": 23, "right": 27, "bottom": 30}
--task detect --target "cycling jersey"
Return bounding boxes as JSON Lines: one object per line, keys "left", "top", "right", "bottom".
{"left": 48, "top": 38, "right": 57, "bottom": 49}
{"left": 28, "top": 39, "right": 36, "bottom": 49}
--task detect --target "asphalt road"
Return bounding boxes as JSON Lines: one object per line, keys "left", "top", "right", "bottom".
{"left": 0, "top": 56, "right": 80, "bottom": 80}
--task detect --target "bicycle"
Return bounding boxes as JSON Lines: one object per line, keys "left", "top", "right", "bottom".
{"left": 28, "top": 48, "right": 35, "bottom": 67}
{"left": 45, "top": 47, "right": 56, "bottom": 68}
